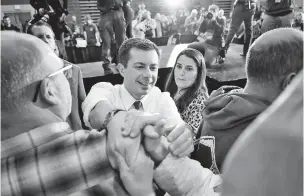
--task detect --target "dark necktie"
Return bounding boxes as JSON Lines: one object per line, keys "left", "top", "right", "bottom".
{"left": 133, "top": 101, "right": 142, "bottom": 110}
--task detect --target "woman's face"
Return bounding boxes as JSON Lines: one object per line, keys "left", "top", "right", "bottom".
{"left": 174, "top": 55, "right": 198, "bottom": 90}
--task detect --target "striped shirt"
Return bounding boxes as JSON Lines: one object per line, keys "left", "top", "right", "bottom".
{"left": 1, "top": 122, "right": 128, "bottom": 196}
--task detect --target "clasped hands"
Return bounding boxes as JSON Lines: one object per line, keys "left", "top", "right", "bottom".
{"left": 106, "top": 109, "right": 194, "bottom": 196}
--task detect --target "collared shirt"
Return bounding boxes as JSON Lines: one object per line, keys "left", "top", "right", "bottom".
{"left": 1, "top": 122, "right": 128, "bottom": 196}
{"left": 82, "top": 82, "right": 183, "bottom": 128}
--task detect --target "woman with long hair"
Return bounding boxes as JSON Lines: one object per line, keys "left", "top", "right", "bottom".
{"left": 165, "top": 48, "right": 209, "bottom": 136}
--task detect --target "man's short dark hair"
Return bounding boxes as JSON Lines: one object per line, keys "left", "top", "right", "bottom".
{"left": 118, "top": 38, "right": 160, "bottom": 67}
{"left": 3, "top": 16, "right": 9, "bottom": 20}
{"left": 27, "top": 21, "right": 54, "bottom": 35}
{"left": 1, "top": 32, "right": 45, "bottom": 111}
{"left": 246, "top": 28, "right": 303, "bottom": 85}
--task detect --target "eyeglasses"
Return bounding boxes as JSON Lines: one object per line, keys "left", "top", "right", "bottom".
{"left": 48, "top": 62, "right": 73, "bottom": 78}
{"left": 32, "top": 62, "right": 73, "bottom": 102}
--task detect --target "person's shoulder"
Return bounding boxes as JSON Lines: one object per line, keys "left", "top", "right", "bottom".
{"left": 196, "top": 89, "right": 208, "bottom": 102}
{"left": 91, "top": 82, "right": 120, "bottom": 91}
{"left": 150, "top": 87, "right": 175, "bottom": 102}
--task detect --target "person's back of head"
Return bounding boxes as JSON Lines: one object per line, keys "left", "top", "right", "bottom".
{"left": 1, "top": 32, "right": 46, "bottom": 112}
{"left": 245, "top": 28, "right": 303, "bottom": 101}
{"left": 222, "top": 71, "right": 303, "bottom": 196}
{"left": 1, "top": 32, "right": 72, "bottom": 138}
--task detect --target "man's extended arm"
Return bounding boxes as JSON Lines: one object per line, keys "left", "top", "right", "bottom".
{"left": 1, "top": 130, "right": 128, "bottom": 196}
{"left": 154, "top": 155, "right": 222, "bottom": 196}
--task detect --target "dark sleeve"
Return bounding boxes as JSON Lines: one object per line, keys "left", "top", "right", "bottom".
{"left": 47, "top": 0, "right": 65, "bottom": 15}
{"left": 14, "top": 25, "right": 21, "bottom": 32}
{"left": 213, "top": 18, "right": 225, "bottom": 33}
{"left": 63, "top": 0, "right": 68, "bottom": 10}
{"left": 123, "top": 6, "right": 134, "bottom": 26}
{"left": 30, "top": 0, "right": 49, "bottom": 10}
{"left": 56, "top": 40, "right": 68, "bottom": 60}
{"left": 199, "top": 20, "right": 208, "bottom": 33}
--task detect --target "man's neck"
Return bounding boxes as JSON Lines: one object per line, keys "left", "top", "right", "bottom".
{"left": 243, "top": 81, "right": 280, "bottom": 103}
{"left": 123, "top": 84, "right": 145, "bottom": 100}
{"left": 1, "top": 103, "right": 63, "bottom": 140}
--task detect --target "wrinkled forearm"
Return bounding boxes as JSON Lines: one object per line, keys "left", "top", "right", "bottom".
{"left": 154, "top": 154, "right": 222, "bottom": 196}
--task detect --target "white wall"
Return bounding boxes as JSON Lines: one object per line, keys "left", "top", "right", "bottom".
{"left": 1, "top": 4, "right": 35, "bottom": 18}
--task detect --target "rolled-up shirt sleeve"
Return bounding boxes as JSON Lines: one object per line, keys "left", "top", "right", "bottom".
{"left": 82, "top": 82, "right": 115, "bottom": 128}
{"left": 154, "top": 154, "right": 222, "bottom": 196}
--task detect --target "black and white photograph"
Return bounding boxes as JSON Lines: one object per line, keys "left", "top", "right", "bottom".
{"left": 1, "top": 0, "right": 303, "bottom": 195}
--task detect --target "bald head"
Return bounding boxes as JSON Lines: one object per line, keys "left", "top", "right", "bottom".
{"left": 246, "top": 28, "right": 303, "bottom": 85}
{"left": 1, "top": 31, "right": 57, "bottom": 111}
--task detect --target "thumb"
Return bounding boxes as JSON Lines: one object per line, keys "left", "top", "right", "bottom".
{"left": 144, "top": 119, "right": 166, "bottom": 138}
{"left": 116, "top": 152, "right": 130, "bottom": 178}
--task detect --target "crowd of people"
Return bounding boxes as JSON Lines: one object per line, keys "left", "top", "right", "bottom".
{"left": 1, "top": 0, "right": 303, "bottom": 195}
{"left": 2, "top": 0, "right": 303, "bottom": 67}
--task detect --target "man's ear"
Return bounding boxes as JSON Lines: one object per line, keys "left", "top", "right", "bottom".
{"left": 281, "top": 72, "right": 297, "bottom": 90}
{"left": 39, "top": 78, "right": 60, "bottom": 106}
{"left": 118, "top": 63, "right": 125, "bottom": 77}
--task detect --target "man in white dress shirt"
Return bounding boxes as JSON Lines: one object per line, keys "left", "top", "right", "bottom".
{"left": 82, "top": 38, "right": 184, "bottom": 130}
{"left": 82, "top": 38, "right": 193, "bottom": 174}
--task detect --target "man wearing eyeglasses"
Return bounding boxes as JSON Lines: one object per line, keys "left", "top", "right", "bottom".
{"left": 2, "top": 32, "right": 218, "bottom": 196}
{"left": 27, "top": 20, "right": 87, "bottom": 130}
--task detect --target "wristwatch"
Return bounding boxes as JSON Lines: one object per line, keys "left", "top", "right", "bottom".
{"left": 100, "top": 109, "right": 125, "bottom": 131}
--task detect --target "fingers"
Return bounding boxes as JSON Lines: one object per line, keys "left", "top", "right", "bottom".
{"left": 169, "top": 130, "right": 192, "bottom": 155}
{"left": 167, "top": 123, "right": 186, "bottom": 142}
{"left": 130, "top": 113, "right": 164, "bottom": 138}
{"left": 143, "top": 125, "right": 159, "bottom": 139}
{"left": 170, "top": 137, "right": 194, "bottom": 157}
{"left": 176, "top": 145, "right": 194, "bottom": 158}
{"left": 122, "top": 112, "right": 164, "bottom": 138}
{"left": 143, "top": 125, "right": 162, "bottom": 154}
{"left": 122, "top": 110, "right": 141, "bottom": 136}
{"left": 143, "top": 119, "right": 166, "bottom": 139}
{"left": 167, "top": 123, "right": 194, "bottom": 157}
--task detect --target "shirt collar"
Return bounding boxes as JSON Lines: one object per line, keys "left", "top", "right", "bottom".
{"left": 1, "top": 122, "right": 72, "bottom": 158}
{"left": 120, "top": 84, "right": 149, "bottom": 110}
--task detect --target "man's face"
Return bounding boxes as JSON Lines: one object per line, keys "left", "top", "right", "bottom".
{"left": 121, "top": 48, "right": 159, "bottom": 100}
{"left": 31, "top": 25, "right": 59, "bottom": 56}
{"left": 72, "top": 16, "right": 77, "bottom": 22}
{"left": 3, "top": 17, "right": 10, "bottom": 26}
{"left": 43, "top": 48, "right": 72, "bottom": 120}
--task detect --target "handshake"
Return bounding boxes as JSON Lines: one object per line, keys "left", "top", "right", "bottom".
{"left": 106, "top": 109, "right": 194, "bottom": 196}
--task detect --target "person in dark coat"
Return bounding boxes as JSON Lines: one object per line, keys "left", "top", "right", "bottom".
{"left": 97, "top": 0, "right": 126, "bottom": 75}
{"left": 1, "top": 16, "right": 20, "bottom": 32}
{"left": 123, "top": 0, "right": 134, "bottom": 38}
{"left": 225, "top": 0, "right": 256, "bottom": 57}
